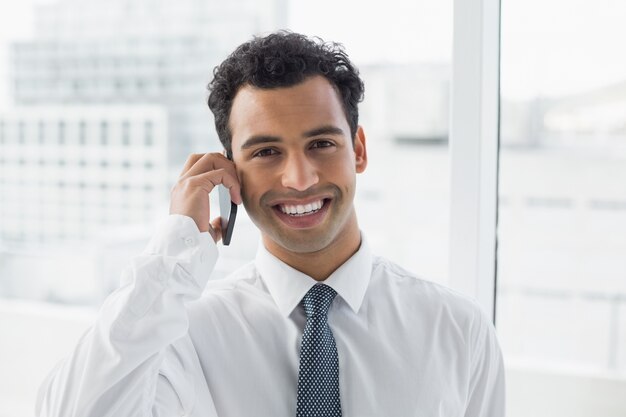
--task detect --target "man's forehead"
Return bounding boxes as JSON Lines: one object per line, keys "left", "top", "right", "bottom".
{"left": 228, "top": 76, "right": 349, "bottom": 141}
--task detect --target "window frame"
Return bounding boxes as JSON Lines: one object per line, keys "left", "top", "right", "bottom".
{"left": 448, "top": 0, "right": 501, "bottom": 324}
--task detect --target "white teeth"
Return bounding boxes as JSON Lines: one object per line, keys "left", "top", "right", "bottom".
{"left": 279, "top": 199, "right": 325, "bottom": 216}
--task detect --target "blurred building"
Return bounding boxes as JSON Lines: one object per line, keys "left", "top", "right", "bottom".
{"left": 501, "top": 80, "right": 626, "bottom": 149}
{"left": 542, "top": 80, "right": 626, "bottom": 148}
{"left": 10, "top": 36, "right": 218, "bottom": 165}
{"left": 0, "top": 105, "right": 168, "bottom": 249}
{"left": 359, "top": 63, "right": 450, "bottom": 143}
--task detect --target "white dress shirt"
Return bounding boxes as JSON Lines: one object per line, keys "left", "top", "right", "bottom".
{"left": 36, "top": 214, "right": 505, "bottom": 417}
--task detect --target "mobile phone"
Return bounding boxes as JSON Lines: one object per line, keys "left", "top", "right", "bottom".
{"left": 218, "top": 184, "right": 237, "bottom": 245}
{"left": 218, "top": 149, "right": 237, "bottom": 245}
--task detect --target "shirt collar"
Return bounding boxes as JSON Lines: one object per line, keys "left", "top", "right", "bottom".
{"left": 255, "top": 235, "right": 373, "bottom": 317}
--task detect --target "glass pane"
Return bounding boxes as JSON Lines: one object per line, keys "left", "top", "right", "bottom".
{"left": 497, "top": 1, "right": 626, "bottom": 416}
{"left": 0, "top": 0, "right": 452, "bottom": 415}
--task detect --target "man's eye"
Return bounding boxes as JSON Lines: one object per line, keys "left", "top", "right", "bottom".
{"left": 310, "top": 140, "right": 334, "bottom": 149}
{"left": 253, "top": 148, "right": 278, "bottom": 158}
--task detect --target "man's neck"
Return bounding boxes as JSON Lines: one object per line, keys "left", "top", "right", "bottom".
{"left": 262, "top": 221, "right": 362, "bottom": 281}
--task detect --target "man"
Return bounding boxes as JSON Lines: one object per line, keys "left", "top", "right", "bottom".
{"left": 37, "top": 31, "right": 505, "bottom": 416}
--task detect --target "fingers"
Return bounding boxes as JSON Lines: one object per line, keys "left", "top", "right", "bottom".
{"left": 178, "top": 152, "right": 242, "bottom": 204}
{"left": 187, "top": 169, "right": 242, "bottom": 203}
{"left": 182, "top": 152, "right": 231, "bottom": 179}
{"left": 171, "top": 152, "right": 242, "bottom": 239}
{"left": 179, "top": 153, "right": 204, "bottom": 177}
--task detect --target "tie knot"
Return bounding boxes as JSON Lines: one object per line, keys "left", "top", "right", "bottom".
{"left": 301, "top": 284, "right": 337, "bottom": 319}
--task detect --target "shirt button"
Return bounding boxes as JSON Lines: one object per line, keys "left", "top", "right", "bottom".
{"left": 184, "top": 237, "right": 195, "bottom": 247}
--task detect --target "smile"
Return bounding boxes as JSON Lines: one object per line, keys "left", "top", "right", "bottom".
{"left": 278, "top": 199, "right": 324, "bottom": 216}
{"left": 271, "top": 197, "right": 332, "bottom": 229}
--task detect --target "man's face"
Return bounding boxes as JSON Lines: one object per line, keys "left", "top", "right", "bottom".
{"left": 229, "top": 76, "right": 367, "bottom": 256}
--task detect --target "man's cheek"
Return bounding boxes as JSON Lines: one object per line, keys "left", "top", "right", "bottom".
{"left": 238, "top": 182, "right": 260, "bottom": 214}
{"left": 240, "top": 188, "right": 254, "bottom": 210}
{"left": 237, "top": 170, "right": 250, "bottom": 203}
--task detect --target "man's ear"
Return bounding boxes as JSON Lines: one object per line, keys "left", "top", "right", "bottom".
{"left": 354, "top": 125, "right": 368, "bottom": 173}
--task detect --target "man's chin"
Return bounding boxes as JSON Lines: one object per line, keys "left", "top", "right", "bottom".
{"left": 263, "top": 229, "right": 336, "bottom": 255}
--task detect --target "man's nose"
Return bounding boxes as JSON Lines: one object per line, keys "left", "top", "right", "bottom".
{"left": 281, "top": 153, "right": 319, "bottom": 191}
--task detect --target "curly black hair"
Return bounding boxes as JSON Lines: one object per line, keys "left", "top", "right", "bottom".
{"left": 207, "top": 31, "right": 365, "bottom": 154}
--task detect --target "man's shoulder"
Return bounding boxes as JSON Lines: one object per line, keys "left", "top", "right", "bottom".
{"left": 370, "top": 254, "right": 484, "bottom": 321}
{"left": 205, "top": 261, "right": 260, "bottom": 291}
{"left": 186, "top": 261, "right": 266, "bottom": 311}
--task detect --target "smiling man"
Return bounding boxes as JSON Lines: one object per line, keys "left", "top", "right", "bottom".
{"left": 230, "top": 75, "right": 366, "bottom": 280}
{"left": 37, "top": 32, "right": 505, "bottom": 417}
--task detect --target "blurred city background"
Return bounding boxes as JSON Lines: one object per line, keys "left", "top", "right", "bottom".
{"left": 0, "top": 0, "right": 625, "bottom": 416}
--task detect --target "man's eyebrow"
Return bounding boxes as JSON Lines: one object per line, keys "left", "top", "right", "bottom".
{"left": 239, "top": 126, "right": 345, "bottom": 150}
{"left": 303, "top": 125, "right": 345, "bottom": 138}
{"left": 240, "top": 135, "right": 282, "bottom": 150}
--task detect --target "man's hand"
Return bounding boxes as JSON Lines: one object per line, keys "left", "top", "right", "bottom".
{"left": 169, "top": 153, "right": 242, "bottom": 242}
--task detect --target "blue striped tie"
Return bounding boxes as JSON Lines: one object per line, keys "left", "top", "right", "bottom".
{"left": 296, "top": 284, "right": 342, "bottom": 417}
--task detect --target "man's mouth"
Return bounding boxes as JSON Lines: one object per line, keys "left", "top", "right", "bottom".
{"left": 269, "top": 197, "right": 332, "bottom": 228}
{"left": 277, "top": 199, "right": 325, "bottom": 216}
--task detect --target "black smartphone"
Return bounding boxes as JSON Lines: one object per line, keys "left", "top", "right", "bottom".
{"left": 218, "top": 185, "right": 237, "bottom": 245}
{"left": 218, "top": 150, "right": 237, "bottom": 245}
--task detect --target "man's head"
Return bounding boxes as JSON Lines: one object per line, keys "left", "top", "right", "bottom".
{"left": 208, "top": 31, "right": 364, "bottom": 155}
{"left": 207, "top": 32, "right": 367, "bottom": 276}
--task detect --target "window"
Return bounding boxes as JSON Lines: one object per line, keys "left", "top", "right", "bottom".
{"left": 497, "top": 0, "right": 626, "bottom": 415}
{"left": 12, "top": 0, "right": 626, "bottom": 417}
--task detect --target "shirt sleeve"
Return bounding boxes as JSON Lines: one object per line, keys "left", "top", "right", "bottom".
{"left": 36, "top": 214, "right": 219, "bottom": 417}
{"left": 464, "top": 305, "right": 506, "bottom": 417}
